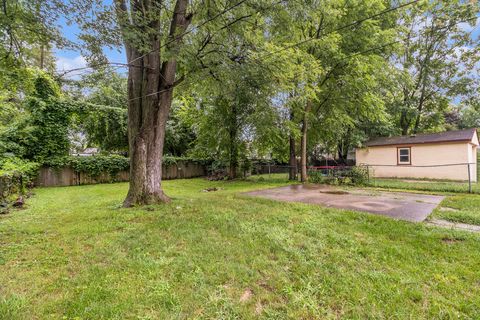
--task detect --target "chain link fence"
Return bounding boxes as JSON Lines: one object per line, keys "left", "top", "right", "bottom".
{"left": 206, "top": 160, "right": 479, "bottom": 194}
{"left": 363, "top": 163, "right": 478, "bottom": 194}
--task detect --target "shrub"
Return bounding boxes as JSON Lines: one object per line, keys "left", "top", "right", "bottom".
{"left": 307, "top": 170, "right": 325, "bottom": 184}
{"left": 0, "top": 157, "right": 39, "bottom": 209}
{"left": 67, "top": 155, "right": 129, "bottom": 178}
{"left": 348, "top": 166, "right": 369, "bottom": 185}
{"left": 0, "top": 157, "right": 40, "bottom": 182}
{"left": 308, "top": 165, "right": 369, "bottom": 186}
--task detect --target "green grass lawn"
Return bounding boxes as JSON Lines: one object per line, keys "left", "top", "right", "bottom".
{"left": 1, "top": 178, "right": 480, "bottom": 319}
{"left": 369, "top": 178, "right": 479, "bottom": 194}
{"left": 432, "top": 193, "right": 480, "bottom": 226}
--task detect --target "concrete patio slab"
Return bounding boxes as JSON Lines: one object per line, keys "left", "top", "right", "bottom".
{"left": 244, "top": 184, "right": 444, "bottom": 222}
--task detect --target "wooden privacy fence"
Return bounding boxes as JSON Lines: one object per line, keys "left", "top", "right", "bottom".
{"left": 35, "top": 160, "right": 206, "bottom": 187}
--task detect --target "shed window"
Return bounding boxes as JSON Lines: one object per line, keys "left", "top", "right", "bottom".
{"left": 397, "top": 147, "right": 411, "bottom": 165}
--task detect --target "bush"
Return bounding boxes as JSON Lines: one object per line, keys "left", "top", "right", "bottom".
{"left": 0, "top": 156, "right": 40, "bottom": 182}
{"left": 348, "top": 166, "right": 369, "bottom": 185}
{"left": 67, "top": 155, "right": 129, "bottom": 177}
{"left": 308, "top": 165, "right": 369, "bottom": 186}
{"left": 307, "top": 170, "right": 325, "bottom": 184}
{"left": 0, "top": 157, "right": 39, "bottom": 209}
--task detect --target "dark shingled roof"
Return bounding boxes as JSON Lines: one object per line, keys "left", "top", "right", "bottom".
{"left": 365, "top": 128, "right": 477, "bottom": 147}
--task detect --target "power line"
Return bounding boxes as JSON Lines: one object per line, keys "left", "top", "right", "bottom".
{"left": 127, "top": 0, "right": 250, "bottom": 66}
{"left": 126, "top": 41, "right": 399, "bottom": 103}
{"left": 127, "top": 13, "right": 480, "bottom": 103}
{"left": 56, "top": 0, "right": 251, "bottom": 79}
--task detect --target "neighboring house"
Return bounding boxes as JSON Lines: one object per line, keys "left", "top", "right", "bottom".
{"left": 356, "top": 128, "right": 479, "bottom": 182}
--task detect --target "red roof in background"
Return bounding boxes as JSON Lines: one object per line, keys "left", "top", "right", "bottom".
{"left": 365, "top": 128, "right": 477, "bottom": 147}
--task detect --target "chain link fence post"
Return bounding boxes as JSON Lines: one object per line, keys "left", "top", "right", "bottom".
{"left": 468, "top": 163, "right": 472, "bottom": 193}
{"left": 366, "top": 165, "right": 370, "bottom": 185}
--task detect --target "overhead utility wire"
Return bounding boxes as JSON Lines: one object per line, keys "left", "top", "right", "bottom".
{"left": 128, "top": 13, "right": 479, "bottom": 103}
{"left": 58, "top": 0, "right": 251, "bottom": 78}
{"left": 127, "top": 0, "right": 421, "bottom": 102}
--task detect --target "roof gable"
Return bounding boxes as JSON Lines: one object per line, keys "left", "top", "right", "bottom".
{"left": 472, "top": 130, "right": 479, "bottom": 146}
{"left": 365, "top": 129, "right": 478, "bottom": 147}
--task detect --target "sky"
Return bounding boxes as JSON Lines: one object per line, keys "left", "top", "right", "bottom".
{"left": 55, "top": 14, "right": 126, "bottom": 78}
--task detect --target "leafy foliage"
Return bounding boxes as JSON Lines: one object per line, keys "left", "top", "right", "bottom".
{"left": 66, "top": 155, "right": 129, "bottom": 177}
{"left": 0, "top": 72, "right": 72, "bottom": 163}
{"left": 69, "top": 70, "right": 129, "bottom": 152}
{"left": 0, "top": 156, "right": 40, "bottom": 181}
{"left": 308, "top": 166, "right": 369, "bottom": 186}
{"left": 387, "top": 0, "right": 480, "bottom": 135}
{"left": 0, "top": 157, "right": 40, "bottom": 206}
{"left": 43, "top": 155, "right": 208, "bottom": 178}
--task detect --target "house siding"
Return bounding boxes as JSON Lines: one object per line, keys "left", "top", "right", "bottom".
{"left": 356, "top": 142, "right": 476, "bottom": 182}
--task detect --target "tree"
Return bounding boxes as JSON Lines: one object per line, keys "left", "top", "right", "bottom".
{"left": 0, "top": 72, "right": 71, "bottom": 162}
{"left": 389, "top": 0, "right": 480, "bottom": 135}
{"left": 458, "top": 102, "right": 480, "bottom": 129}
{"left": 187, "top": 63, "right": 279, "bottom": 178}
{"left": 66, "top": 0, "right": 269, "bottom": 205}
{"left": 68, "top": 69, "right": 129, "bottom": 153}
{"left": 0, "top": 0, "right": 66, "bottom": 71}
{"left": 56, "top": 0, "right": 198, "bottom": 205}
{"left": 111, "top": 0, "right": 192, "bottom": 205}
{"left": 268, "top": 0, "right": 397, "bottom": 181}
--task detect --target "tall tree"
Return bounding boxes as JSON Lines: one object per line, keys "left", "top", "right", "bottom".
{"left": 65, "top": 0, "right": 273, "bottom": 205}
{"left": 268, "top": 0, "right": 397, "bottom": 181}
{"left": 188, "top": 63, "right": 279, "bottom": 178}
{"left": 112, "top": 0, "right": 192, "bottom": 205}
{"left": 390, "top": 0, "right": 480, "bottom": 135}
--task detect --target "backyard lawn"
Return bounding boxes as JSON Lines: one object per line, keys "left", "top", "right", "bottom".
{"left": 1, "top": 178, "right": 480, "bottom": 319}
{"left": 433, "top": 193, "right": 480, "bottom": 226}
{"left": 369, "top": 177, "right": 480, "bottom": 194}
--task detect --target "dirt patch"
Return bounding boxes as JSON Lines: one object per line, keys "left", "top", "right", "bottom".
{"left": 239, "top": 288, "right": 253, "bottom": 302}
{"left": 202, "top": 187, "right": 220, "bottom": 192}
{"left": 441, "top": 236, "right": 464, "bottom": 244}
{"left": 255, "top": 301, "right": 263, "bottom": 315}
{"left": 258, "top": 279, "right": 275, "bottom": 292}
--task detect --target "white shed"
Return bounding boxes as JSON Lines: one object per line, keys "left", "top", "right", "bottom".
{"left": 356, "top": 129, "right": 478, "bottom": 182}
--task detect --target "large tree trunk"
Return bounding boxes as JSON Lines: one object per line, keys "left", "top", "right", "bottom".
{"left": 289, "top": 135, "right": 297, "bottom": 180}
{"left": 288, "top": 111, "right": 297, "bottom": 181}
{"left": 412, "top": 108, "right": 422, "bottom": 134}
{"left": 228, "top": 103, "right": 238, "bottom": 179}
{"left": 300, "top": 101, "right": 312, "bottom": 182}
{"left": 116, "top": 0, "right": 191, "bottom": 207}
{"left": 337, "top": 145, "right": 347, "bottom": 164}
